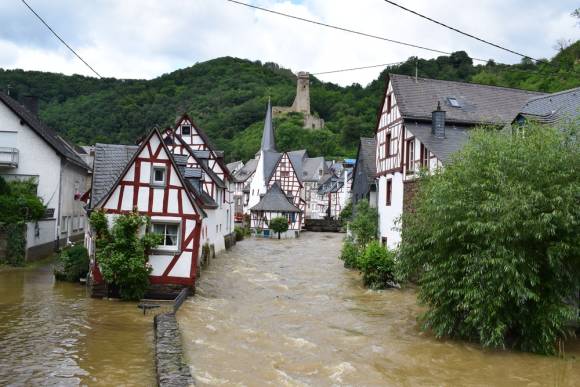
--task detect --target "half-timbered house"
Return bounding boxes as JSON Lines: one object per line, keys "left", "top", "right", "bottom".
{"left": 87, "top": 129, "right": 205, "bottom": 297}
{"left": 162, "top": 114, "right": 235, "bottom": 253}
{"left": 375, "top": 74, "right": 543, "bottom": 248}
{"left": 250, "top": 182, "right": 302, "bottom": 238}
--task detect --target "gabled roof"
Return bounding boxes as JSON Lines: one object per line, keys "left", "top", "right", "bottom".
{"left": 516, "top": 87, "right": 580, "bottom": 124}
{"left": 355, "top": 137, "right": 376, "bottom": 181}
{"left": 406, "top": 122, "right": 470, "bottom": 164}
{"left": 389, "top": 74, "right": 544, "bottom": 125}
{"left": 234, "top": 158, "right": 258, "bottom": 182}
{"left": 302, "top": 156, "right": 325, "bottom": 182}
{"left": 92, "top": 128, "right": 205, "bottom": 217}
{"left": 250, "top": 182, "right": 301, "bottom": 213}
{"left": 173, "top": 134, "right": 226, "bottom": 188}
{"left": 263, "top": 150, "right": 282, "bottom": 182}
{"left": 226, "top": 160, "right": 243, "bottom": 173}
{"left": 287, "top": 149, "right": 307, "bottom": 182}
{"left": 0, "top": 91, "right": 89, "bottom": 170}
{"left": 90, "top": 143, "right": 138, "bottom": 208}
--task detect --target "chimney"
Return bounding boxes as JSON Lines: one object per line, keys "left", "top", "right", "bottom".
{"left": 432, "top": 101, "right": 445, "bottom": 138}
{"left": 21, "top": 95, "right": 39, "bottom": 116}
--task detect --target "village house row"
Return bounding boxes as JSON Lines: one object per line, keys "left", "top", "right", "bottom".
{"left": 1, "top": 71, "right": 577, "bottom": 296}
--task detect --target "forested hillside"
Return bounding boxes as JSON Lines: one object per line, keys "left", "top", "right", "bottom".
{"left": 0, "top": 42, "right": 578, "bottom": 162}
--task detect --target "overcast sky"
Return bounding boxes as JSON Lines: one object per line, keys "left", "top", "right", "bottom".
{"left": 0, "top": 0, "right": 578, "bottom": 86}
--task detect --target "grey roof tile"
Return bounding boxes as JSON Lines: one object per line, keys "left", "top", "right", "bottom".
{"left": 390, "top": 74, "right": 544, "bottom": 125}
{"left": 234, "top": 158, "right": 258, "bottom": 182}
{"left": 406, "top": 122, "right": 470, "bottom": 164}
{"left": 517, "top": 87, "right": 580, "bottom": 124}
{"left": 91, "top": 143, "right": 138, "bottom": 208}
{"left": 250, "top": 182, "right": 301, "bottom": 212}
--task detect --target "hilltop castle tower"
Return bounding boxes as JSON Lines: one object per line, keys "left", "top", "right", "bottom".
{"left": 273, "top": 71, "right": 324, "bottom": 130}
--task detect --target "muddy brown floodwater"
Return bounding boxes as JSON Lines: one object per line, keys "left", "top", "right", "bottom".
{"left": 179, "top": 232, "right": 580, "bottom": 386}
{"left": 0, "top": 264, "right": 155, "bottom": 386}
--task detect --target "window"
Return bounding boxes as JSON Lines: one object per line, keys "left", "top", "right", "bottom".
{"left": 281, "top": 171, "right": 290, "bottom": 178}
{"left": 407, "top": 139, "right": 415, "bottom": 173}
{"left": 386, "top": 94, "right": 392, "bottom": 113}
{"left": 384, "top": 133, "right": 392, "bottom": 157}
{"left": 447, "top": 97, "right": 460, "bottom": 108}
{"left": 181, "top": 125, "right": 191, "bottom": 135}
{"left": 386, "top": 179, "right": 392, "bottom": 206}
{"left": 151, "top": 166, "right": 167, "bottom": 186}
{"left": 420, "top": 144, "right": 429, "bottom": 168}
{"left": 152, "top": 223, "right": 180, "bottom": 250}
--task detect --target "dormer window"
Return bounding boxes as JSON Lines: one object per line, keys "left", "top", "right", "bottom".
{"left": 447, "top": 97, "right": 461, "bottom": 108}
{"left": 181, "top": 125, "right": 191, "bottom": 135}
{"left": 151, "top": 166, "right": 167, "bottom": 186}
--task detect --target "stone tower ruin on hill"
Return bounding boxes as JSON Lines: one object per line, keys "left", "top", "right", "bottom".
{"left": 273, "top": 71, "right": 324, "bottom": 130}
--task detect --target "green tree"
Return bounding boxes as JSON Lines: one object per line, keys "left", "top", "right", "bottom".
{"left": 349, "top": 200, "right": 378, "bottom": 248}
{"left": 90, "top": 210, "right": 162, "bottom": 300}
{"left": 398, "top": 122, "right": 580, "bottom": 354}
{"left": 269, "top": 216, "right": 289, "bottom": 239}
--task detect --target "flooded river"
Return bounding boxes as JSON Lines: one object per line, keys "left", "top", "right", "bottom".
{"left": 179, "top": 232, "right": 580, "bottom": 386}
{"left": 0, "top": 264, "right": 155, "bottom": 386}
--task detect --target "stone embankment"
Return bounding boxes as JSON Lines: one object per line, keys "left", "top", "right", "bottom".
{"left": 154, "top": 313, "right": 193, "bottom": 387}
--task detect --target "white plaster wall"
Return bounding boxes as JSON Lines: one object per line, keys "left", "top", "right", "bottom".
{"left": 0, "top": 102, "right": 61, "bottom": 243}
{"left": 247, "top": 152, "right": 267, "bottom": 211}
{"left": 26, "top": 219, "right": 56, "bottom": 249}
{"left": 378, "top": 173, "right": 404, "bottom": 249}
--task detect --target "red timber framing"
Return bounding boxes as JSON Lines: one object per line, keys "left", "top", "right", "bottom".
{"left": 267, "top": 152, "right": 306, "bottom": 216}
{"left": 250, "top": 210, "right": 302, "bottom": 231}
{"left": 375, "top": 78, "right": 405, "bottom": 177}
{"left": 93, "top": 128, "right": 203, "bottom": 287}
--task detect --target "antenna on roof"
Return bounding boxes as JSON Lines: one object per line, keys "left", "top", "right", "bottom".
{"left": 6, "top": 84, "right": 11, "bottom": 96}
{"left": 415, "top": 59, "right": 418, "bottom": 83}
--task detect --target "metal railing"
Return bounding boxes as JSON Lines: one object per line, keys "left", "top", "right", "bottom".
{"left": 0, "top": 147, "right": 19, "bottom": 167}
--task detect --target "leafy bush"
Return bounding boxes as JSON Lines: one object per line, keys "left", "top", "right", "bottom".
{"left": 359, "top": 241, "right": 397, "bottom": 289}
{"left": 0, "top": 177, "right": 45, "bottom": 224}
{"left": 339, "top": 200, "right": 352, "bottom": 222}
{"left": 55, "top": 244, "right": 89, "bottom": 282}
{"left": 398, "top": 123, "right": 580, "bottom": 354}
{"left": 0, "top": 223, "right": 26, "bottom": 266}
{"left": 234, "top": 225, "right": 250, "bottom": 241}
{"left": 90, "top": 210, "right": 162, "bottom": 300}
{"left": 349, "top": 200, "right": 378, "bottom": 248}
{"left": 339, "top": 239, "right": 360, "bottom": 269}
{"left": 269, "top": 216, "right": 289, "bottom": 239}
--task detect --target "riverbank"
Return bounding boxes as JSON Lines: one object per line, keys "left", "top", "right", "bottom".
{"left": 0, "top": 255, "right": 56, "bottom": 272}
{"left": 178, "top": 232, "right": 580, "bottom": 386}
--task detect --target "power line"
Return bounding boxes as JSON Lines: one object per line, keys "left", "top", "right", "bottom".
{"left": 225, "top": 0, "right": 489, "bottom": 63}
{"left": 382, "top": 0, "right": 543, "bottom": 63}
{"left": 20, "top": 0, "right": 103, "bottom": 78}
{"left": 311, "top": 62, "right": 404, "bottom": 75}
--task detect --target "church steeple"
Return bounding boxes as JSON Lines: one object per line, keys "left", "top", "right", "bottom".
{"left": 260, "top": 98, "right": 276, "bottom": 152}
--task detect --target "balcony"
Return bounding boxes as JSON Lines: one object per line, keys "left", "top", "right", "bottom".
{"left": 0, "top": 147, "right": 19, "bottom": 168}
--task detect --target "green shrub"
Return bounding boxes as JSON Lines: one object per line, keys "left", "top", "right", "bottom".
{"left": 339, "top": 239, "right": 360, "bottom": 269}
{"left": 234, "top": 225, "right": 250, "bottom": 241}
{"left": 339, "top": 200, "right": 353, "bottom": 222}
{"left": 398, "top": 123, "right": 580, "bottom": 355}
{"left": 269, "top": 216, "right": 289, "bottom": 239}
{"left": 359, "top": 241, "right": 397, "bottom": 289}
{"left": 90, "top": 209, "right": 162, "bottom": 300}
{"left": 350, "top": 200, "right": 378, "bottom": 248}
{"left": 55, "top": 244, "right": 89, "bottom": 282}
{"left": 0, "top": 223, "right": 26, "bottom": 266}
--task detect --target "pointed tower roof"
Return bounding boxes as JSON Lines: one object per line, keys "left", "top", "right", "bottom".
{"left": 261, "top": 98, "right": 276, "bottom": 152}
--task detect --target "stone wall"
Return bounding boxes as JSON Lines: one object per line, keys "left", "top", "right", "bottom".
{"left": 154, "top": 313, "right": 193, "bottom": 387}
{"left": 403, "top": 180, "right": 420, "bottom": 214}
{"left": 304, "top": 219, "right": 343, "bottom": 232}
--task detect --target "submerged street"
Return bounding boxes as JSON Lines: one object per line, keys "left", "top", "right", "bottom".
{"left": 179, "top": 232, "right": 580, "bottom": 386}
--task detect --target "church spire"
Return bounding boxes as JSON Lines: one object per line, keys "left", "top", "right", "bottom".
{"left": 260, "top": 97, "right": 276, "bottom": 152}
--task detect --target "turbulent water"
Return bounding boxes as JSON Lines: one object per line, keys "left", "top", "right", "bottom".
{"left": 0, "top": 264, "right": 155, "bottom": 386}
{"left": 179, "top": 232, "right": 580, "bottom": 386}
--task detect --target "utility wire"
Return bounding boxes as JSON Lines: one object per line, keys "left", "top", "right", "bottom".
{"left": 382, "top": 0, "right": 543, "bottom": 63}
{"left": 20, "top": 0, "right": 103, "bottom": 78}
{"left": 311, "top": 62, "right": 404, "bottom": 75}
{"left": 225, "top": 0, "right": 489, "bottom": 63}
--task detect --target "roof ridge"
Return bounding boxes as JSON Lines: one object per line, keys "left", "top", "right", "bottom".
{"left": 521, "top": 86, "right": 580, "bottom": 106}
{"left": 389, "top": 73, "right": 545, "bottom": 95}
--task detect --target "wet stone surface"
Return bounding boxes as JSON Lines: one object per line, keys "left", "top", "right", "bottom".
{"left": 155, "top": 313, "right": 194, "bottom": 387}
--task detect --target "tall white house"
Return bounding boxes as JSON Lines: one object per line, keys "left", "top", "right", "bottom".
{"left": 374, "top": 75, "right": 543, "bottom": 249}
{"left": 0, "top": 92, "right": 90, "bottom": 260}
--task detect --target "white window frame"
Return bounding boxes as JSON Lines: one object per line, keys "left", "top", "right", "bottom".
{"left": 151, "top": 221, "right": 181, "bottom": 252}
{"left": 181, "top": 125, "right": 192, "bottom": 136}
{"left": 151, "top": 165, "right": 167, "bottom": 187}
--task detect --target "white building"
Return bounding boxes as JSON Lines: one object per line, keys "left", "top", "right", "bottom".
{"left": 0, "top": 92, "right": 90, "bottom": 260}
{"left": 374, "top": 75, "right": 543, "bottom": 249}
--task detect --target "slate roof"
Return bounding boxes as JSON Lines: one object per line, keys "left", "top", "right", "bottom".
{"left": 357, "top": 137, "right": 376, "bottom": 181}
{"left": 302, "top": 156, "right": 325, "bottom": 181}
{"left": 227, "top": 160, "right": 243, "bottom": 173}
{"left": 0, "top": 91, "right": 89, "bottom": 169}
{"left": 234, "top": 158, "right": 258, "bottom": 182}
{"left": 516, "top": 87, "right": 580, "bottom": 124}
{"left": 261, "top": 99, "right": 276, "bottom": 152}
{"left": 90, "top": 143, "right": 138, "bottom": 208}
{"left": 390, "top": 74, "right": 544, "bottom": 125}
{"left": 263, "top": 150, "right": 282, "bottom": 182}
{"left": 186, "top": 180, "right": 218, "bottom": 209}
{"left": 250, "top": 182, "right": 301, "bottom": 213}
{"left": 406, "top": 122, "right": 470, "bottom": 164}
